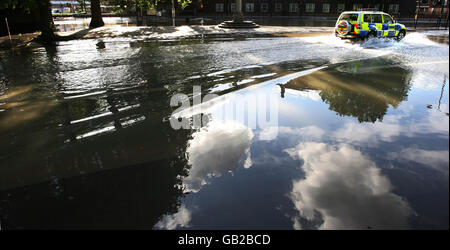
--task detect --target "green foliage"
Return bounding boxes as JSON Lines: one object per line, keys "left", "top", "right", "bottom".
{"left": 0, "top": 0, "right": 193, "bottom": 12}
{"left": 104, "top": 0, "right": 192, "bottom": 10}
{"left": 177, "top": 0, "right": 192, "bottom": 10}
{"left": 76, "top": 0, "right": 88, "bottom": 11}
{"left": 0, "top": 0, "right": 39, "bottom": 13}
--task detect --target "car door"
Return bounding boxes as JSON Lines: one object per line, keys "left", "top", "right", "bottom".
{"left": 371, "top": 14, "right": 384, "bottom": 37}
{"left": 383, "top": 14, "right": 396, "bottom": 37}
{"left": 361, "top": 14, "right": 373, "bottom": 37}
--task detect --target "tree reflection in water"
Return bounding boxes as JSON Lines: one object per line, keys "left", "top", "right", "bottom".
{"left": 281, "top": 58, "right": 413, "bottom": 123}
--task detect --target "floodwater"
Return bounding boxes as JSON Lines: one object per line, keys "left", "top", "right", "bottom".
{"left": 0, "top": 30, "right": 448, "bottom": 229}
{"left": 54, "top": 17, "right": 136, "bottom": 32}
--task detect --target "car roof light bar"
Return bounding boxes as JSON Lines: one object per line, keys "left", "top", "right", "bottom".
{"left": 357, "top": 8, "right": 379, "bottom": 11}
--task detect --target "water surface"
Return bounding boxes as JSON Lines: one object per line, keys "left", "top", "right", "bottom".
{"left": 0, "top": 31, "right": 448, "bottom": 229}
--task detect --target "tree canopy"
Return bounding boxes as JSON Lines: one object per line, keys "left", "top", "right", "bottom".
{"left": 0, "top": 0, "right": 195, "bottom": 42}
{"left": 102, "top": 0, "right": 193, "bottom": 10}
{"left": 0, "top": 0, "right": 38, "bottom": 12}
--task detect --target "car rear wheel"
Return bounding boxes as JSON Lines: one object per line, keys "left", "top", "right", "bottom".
{"left": 396, "top": 30, "right": 406, "bottom": 41}
{"left": 336, "top": 20, "right": 351, "bottom": 36}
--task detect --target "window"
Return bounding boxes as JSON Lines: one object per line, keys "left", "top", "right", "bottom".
{"left": 389, "top": 4, "right": 399, "bottom": 14}
{"left": 305, "top": 3, "right": 315, "bottom": 13}
{"left": 216, "top": 3, "right": 224, "bottom": 12}
{"left": 230, "top": 3, "right": 236, "bottom": 12}
{"left": 340, "top": 13, "right": 359, "bottom": 21}
{"left": 323, "top": 3, "right": 330, "bottom": 13}
{"left": 369, "top": 4, "right": 380, "bottom": 10}
{"left": 419, "top": 7, "right": 428, "bottom": 13}
{"left": 372, "top": 14, "right": 383, "bottom": 23}
{"left": 353, "top": 4, "right": 363, "bottom": 10}
{"left": 275, "top": 3, "right": 283, "bottom": 12}
{"left": 245, "top": 3, "right": 254, "bottom": 12}
{"left": 337, "top": 3, "right": 345, "bottom": 13}
{"left": 289, "top": 3, "right": 299, "bottom": 13}
{"left": 363, "top": 14, "right": 372, "bottom": 22}
{"left": 261, "top": 3, "right": 269, "bottom": 12}
{"left": 383, "top": 14, "right": 394, "bottom": 24}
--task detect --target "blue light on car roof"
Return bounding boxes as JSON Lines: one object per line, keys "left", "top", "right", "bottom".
{"left": 355, "top": 8, "right": 379, "bottom": 11}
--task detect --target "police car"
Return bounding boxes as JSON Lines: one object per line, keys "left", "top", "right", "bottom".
{"left": 335, "top": 9, "right": 407, "bottom": 41}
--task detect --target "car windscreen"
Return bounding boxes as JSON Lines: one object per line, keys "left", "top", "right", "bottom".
{"left": 339, "top": 14, "right": 359, "bottom": 21}
{"left": 383, "top": 14, "right": 394, "bottom": 24}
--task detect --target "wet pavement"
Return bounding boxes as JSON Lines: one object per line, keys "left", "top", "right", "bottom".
{"left": 0, "top": 30, "right": 448, "bottom": 229}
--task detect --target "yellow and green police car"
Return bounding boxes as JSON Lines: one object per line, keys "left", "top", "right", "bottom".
{"left": 335, "top": 9, "right": 407, "bottom": 41}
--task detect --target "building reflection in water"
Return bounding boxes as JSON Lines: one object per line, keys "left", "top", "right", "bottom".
{"left": 0, "top": 86, "right": 194, "bottom": 229}
{"left": 0, "top": 81, "right": 193, "bottom": 228}
{"left": 0, "top": 43, "right": 198, "bottom": 229}
{"left": 0, "top": 158, "right": 190, "bottom": 229}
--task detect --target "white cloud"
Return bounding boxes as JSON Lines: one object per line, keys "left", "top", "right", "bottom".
{"left": 258, "top": 125, "right": 325, "bottom": 141}
{"left": 388, "top": 147, "right": 449, "bottom": 174}
{"left": 333, "top": 114, "right": 403, "bottom": 145}
{"left": 410, "top": 70, "right": 447, "bottom": 90}
{"left": 154, "top": 205, "right": 192, "bottom": 230}
{"left": 426, "top": 106, "right": 450, "bottom": 134}
{"left": 183, "top": 120, "right": 254, "bottom": 193}
{"left": 285, "top": 89, "right": 322, "bottom": 101}
{"left": 333, "top": 105, "right": 449, "bottom": 147}
{"left": 286, "top": 142, "right": 413, "bottom": 230}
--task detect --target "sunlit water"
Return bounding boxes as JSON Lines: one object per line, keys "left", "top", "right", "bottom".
{"left": 0, "top": 31, "right": 448, "bottom": 229}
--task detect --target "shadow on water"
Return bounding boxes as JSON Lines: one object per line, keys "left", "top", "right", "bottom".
{"left": 0, "top": 70, "right": 194, "bottom": 228}
{"left": 0, "top": 158, "right": 188, "bottom": 229}
{"left": 0, "top": 80, "right": 195, "bottom": 229}
{"left": 279, "top": 58, "right": 413, "bottom": 123}
{"left": 0, "top": 83, "right": 194, "bottom": 228}
{"left": 0, "top": 42, "right": 200, "bottom": 229}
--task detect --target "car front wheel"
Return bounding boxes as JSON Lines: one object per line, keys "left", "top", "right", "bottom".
{"left": 396, "top": 30, "right": 406, "bottom": 41}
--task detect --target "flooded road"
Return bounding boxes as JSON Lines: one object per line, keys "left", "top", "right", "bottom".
{"left": 0, "top": 30, "right": 448, "bottom": 229}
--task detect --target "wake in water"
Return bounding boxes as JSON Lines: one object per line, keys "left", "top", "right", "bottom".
{"left": 302, "top": 31, "right": 447, "bottom": 52}
{"left": 299, "top": 31, "right": 449, "bottom": 92}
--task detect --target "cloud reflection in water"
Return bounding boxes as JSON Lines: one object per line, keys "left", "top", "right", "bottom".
{"left": 154, "top": 205, "right": 192, "bottom": 230}
{"left": 286, "top": 142, "right": 413, "bottom": 230}
{"left": 183, "top": 120, "right": 254, "bottom": 193}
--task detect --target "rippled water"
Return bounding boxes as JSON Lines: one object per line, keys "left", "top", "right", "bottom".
{"left": 0, "top": 31, "right": 448, "bottom": 229}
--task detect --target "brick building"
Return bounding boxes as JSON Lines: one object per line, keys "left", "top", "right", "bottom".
{"left": 196, "top": 0, "right": 417, "bottom": 17}
{"left": 417, "top": 0, "right": 449, "bottom": 16}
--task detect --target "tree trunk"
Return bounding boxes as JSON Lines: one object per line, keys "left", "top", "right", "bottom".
{"left": 36, "top": 0, "right": 56, "bottom": 43}
{"left": 89, "top": 0, "right": 104, "bottom": 28}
